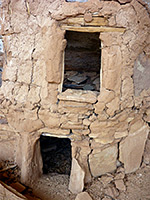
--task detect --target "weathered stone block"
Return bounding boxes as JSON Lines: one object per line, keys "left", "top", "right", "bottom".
{"left": 58, "top": 100, "right": 93, "bottom": 114}
{"left": 75, "top": 192, "right": 93, "bottom": 200}
{"left": 114, "top": 131, "right": 128, "bottom": 139}
{"left": 69, "top": 158, "right": 85, "bottom": 194}
{"left": 58, "top": 89, "right": 98, "bottom": 104}
{"left": 0, "top": 140, "right": 16, "bottom": 161}
{"left": 7, "top": 110, "right": 43, "bottom": 133}
{"left": 39, "top": 109, "right": 60, "bottom": 129}
{"left": 45, "top": 23, "right": 66, "bottom": 83}
{"left": 89, "top": 145, "right": 117, "bottom": 177}
{"left": 119, "top": 125, "right": 149, "bottom": 173}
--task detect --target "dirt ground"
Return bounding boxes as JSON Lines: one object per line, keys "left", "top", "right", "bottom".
{"left": 32, "top": 164, "right": 150, "bottom": 200}
{"left": 1, "top": 160, "right": 150, "bottom": 200}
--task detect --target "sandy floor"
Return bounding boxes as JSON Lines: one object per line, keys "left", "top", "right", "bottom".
{"left": 1, "top": 160, "right": 150, "bottom": 200}
{"left": 32, "top": 173, "right": 76, "bottom": 200}
{"left": 32, "top": 164, "right": 150, "bottom": 200}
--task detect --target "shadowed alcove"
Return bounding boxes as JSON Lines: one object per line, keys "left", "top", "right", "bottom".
{"left": 40, "top": 135, "right": 72, "bottom": 175}
{"left": 63, "top": 31, "right": 101, "bottom": 92}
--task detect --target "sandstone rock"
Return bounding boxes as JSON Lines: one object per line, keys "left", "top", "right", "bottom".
{"left": 114, "top": 171, "right": 125, "bottom": 180}
{"left": 143, "top": 139, "right": 150, "bottom": 165}
{"left": 38, "top": 127, "right": 70, "bottom": 136}
{"left": 58, "top": 102, "right": 93, "bottom": 114}
{"left": 61, "top": 122, "right": 86, "bottom": 130}
{"left": 119, "top": 125, "right": 149, "bottom": 173}
{"left": 106, "top": 97, "right": 120, "bottom": 116}
{"left": 114, "top": 131, "right": 128, "bottom": 139}
{"left": 104, "top": 186, "right": 119, "bottom": 199}
{"left": 101, "top": 46, "right": 122, "bottom": 95}
{"left": 83, "top": 118, "right": 91, "bottom": 126}
{"left": 75, "top": 192, "right": 93, "bottom": 200}
{"left": 102, "top": 198, "right": 111, "bottom": 200}
{"left": 143, "top": 107, "right": 150, "bottom": 122}
{"left": 84, "top": 12, "right": 93, "bottom": 23}
{"left": 16, "top": 133, "right": 43, "bottom": 185}
{"left": 121, "top": 77, "right": 134, "bottom": 106}
{"left": 0, "top": 140, "right": 16, "bottom": 161}
{"left": 93, "top": 131, "right": 114, "bottom": 144}
{"left": 45, "top": 23, "right": 66, "bottom": 84}
{"left": 114, "top": 179, "right": 126, "bottom": 191}
{"left": 94, "top": 102, "right": 105, "bottom": 114}
{"left": 99, "top": 175, "right": 114, "bottom": 188}
{"left": 72, "top": 139, "right": 92, "bottom": 183}
{"left": 129, "top": 119, "right": 145, "bottom": 134}
{"left": 72, "top": 129, "right": 90, "bottom": 136}
{"left": 39, "top": 109, "right": 60, "bottom": 129}
{"left": 7, "top": 110, "right": 43, "bottom": 133}
{"left": 97, "top": 89, "right": 115, "bottom": 103}
{"left": 58, "top": 89, "right": 98, "bottom": 104}
{"left": 89, "top": 145, "right": 117, "bottom": 177}
{"left": 69, "top": 158, "right": 85, "bottom": 194}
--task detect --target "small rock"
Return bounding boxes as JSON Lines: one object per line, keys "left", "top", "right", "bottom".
{"left": 104, "top": 186, "right": 119, "bottom": 199}
{"left": 114, "top": 172, "right": 125, "bottom": 180}
{"left": 143, "top": 153, "right": 150, "bottom": 165}
{"left": 84, "top": 12, "right": 93, "bottom": 23}
{"left": 116, "top": 166, "right": 125, "bottom": 173}
{"left": 114, "top": 179, "right": 126, "bottom": 191}
{"left": 68, "top": 73, "right": 88, "bottom": 84}
{"left": 99, "top": 175, "right": 114, "bottom": 188}
{"left": 69, "top": 158, "right": 85, "bottom": 194}
{"left": 83, "top": 118, "right": 91, "bottom": 126}
{"left": 102, "top": 198, "right": 111, "bottom": 200}
{"left": 75, "top": 192, "right": 93, "bottom": 200}
{"left": 83, "top": 84, "right": 95, "bottom": 91}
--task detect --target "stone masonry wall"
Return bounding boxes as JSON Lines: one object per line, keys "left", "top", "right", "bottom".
{"left": 0, "top": 0, "right": 150, "bottom": 191}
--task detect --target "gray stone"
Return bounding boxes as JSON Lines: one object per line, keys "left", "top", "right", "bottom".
{"left": 68, "top": 73, "right": 88, "bottom": 84}
{"left": 69, "top": 158, "right": 85, "bottom": 194}
{"left": 83, "top": 84, "right": 95, "bottom": 91}
{"left": 133, "top": 52, "right": 150, "bottom": 96}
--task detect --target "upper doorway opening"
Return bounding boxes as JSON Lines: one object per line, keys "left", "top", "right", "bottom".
{"left": 63, "top": 31, "right": 101, "bottom": 92}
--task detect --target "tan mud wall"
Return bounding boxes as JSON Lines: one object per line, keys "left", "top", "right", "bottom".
{"left": 0, "top": 0, "right": 150, "bottom": 186}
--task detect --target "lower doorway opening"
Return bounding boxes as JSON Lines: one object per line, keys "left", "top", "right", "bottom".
{"left": 40, "top": 135, "right": 72, "bottom": 175}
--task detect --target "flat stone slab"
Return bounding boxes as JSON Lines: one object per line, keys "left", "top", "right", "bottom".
{"left": 69, "top": 158, "right": 85, "bottom": 194}
{"left": 58, "top": 89, "right": 98, "bottom": 104}
{"left": 75, "top": 192, "right": 93, "bottom": 200}
{"left": 119, "top": 125, "right": 149, "bottom": 173}
{"left": 68, "top": 73, "right": 88, "bottom": 84}
{"left": 89, "top": 145, "right": 117, "bottom": 177}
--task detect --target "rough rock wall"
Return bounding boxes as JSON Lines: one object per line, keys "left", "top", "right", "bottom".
{"left": 0, "top": 0, "right": 150, "bottom": 187}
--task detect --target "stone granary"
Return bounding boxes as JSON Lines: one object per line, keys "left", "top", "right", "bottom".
{"left": 0, "top": 0, "right": 150, "bottom": 194}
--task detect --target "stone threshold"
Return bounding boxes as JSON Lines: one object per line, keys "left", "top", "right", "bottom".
{"left": 58, "top": 89, "right": 98, "bottom": 104}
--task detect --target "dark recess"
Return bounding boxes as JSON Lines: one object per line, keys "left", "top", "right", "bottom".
{"left": 63, "top": 31, "right": 101, "bottom": 92}
{"left": 40, "top": 135, "right": 72, "bottom": 175}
